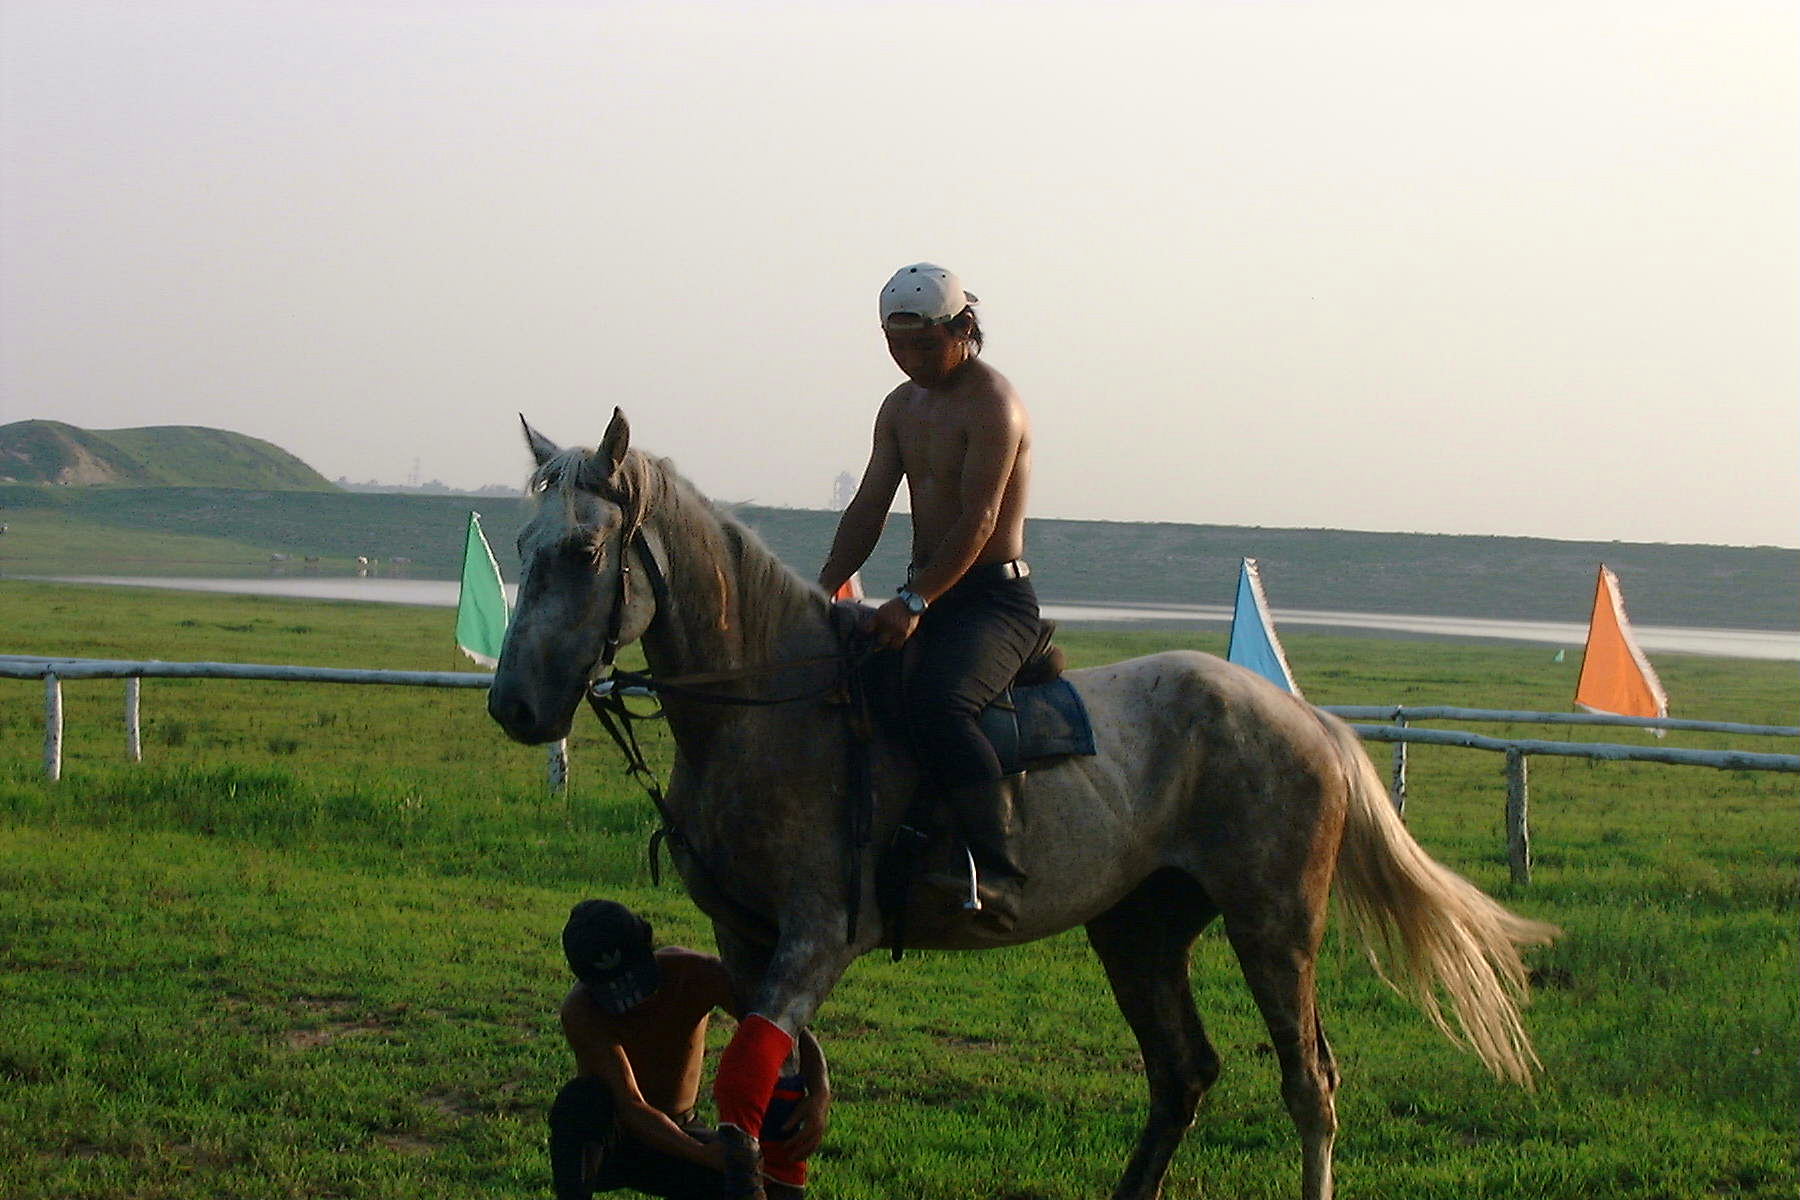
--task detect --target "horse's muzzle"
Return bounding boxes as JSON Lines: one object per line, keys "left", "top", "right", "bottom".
{"left": 486, "top": 680, "right": 576, "bottom": 745}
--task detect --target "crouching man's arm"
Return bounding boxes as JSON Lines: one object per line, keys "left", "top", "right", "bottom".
{"left": 560, "top": 988, "right": 724, "bottom": 1170}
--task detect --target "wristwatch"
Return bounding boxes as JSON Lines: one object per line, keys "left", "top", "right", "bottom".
{"left": 895, "top": 587, "right": 928, "bottom": 615}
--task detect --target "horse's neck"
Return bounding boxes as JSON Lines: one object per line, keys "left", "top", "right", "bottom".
{"left": 637, "top": 492, "right": 837, "bottom": 765}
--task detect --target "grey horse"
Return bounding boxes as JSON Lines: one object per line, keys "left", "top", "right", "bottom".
{"left": 488, "top": 412, "right": 1557, "bottom": 1200}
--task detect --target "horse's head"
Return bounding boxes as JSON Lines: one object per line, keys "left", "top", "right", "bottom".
{"left": 487, "top": 409, "right": 661, "bottom": 744}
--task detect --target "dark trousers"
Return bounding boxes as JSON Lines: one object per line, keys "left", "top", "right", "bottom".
{"left": 551, "top": 1075, "right": 808, "bottom": 1200}
{"left": 904, "top": 574, "right": 1041, "bottom": 787}
{"left": 550, "top": 1079, "right": 718, "bottom": 1200}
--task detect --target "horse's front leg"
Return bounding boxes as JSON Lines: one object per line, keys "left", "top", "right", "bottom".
{"left": 711, "top": 915, "right": 862, "bottom": 1197}
{"left": 713, "top": 921, "right": 856, "bottom": 1130}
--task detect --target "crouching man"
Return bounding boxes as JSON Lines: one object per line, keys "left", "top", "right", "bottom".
{"left": 550, "top": 900, "right": 830, "bottom": 1200}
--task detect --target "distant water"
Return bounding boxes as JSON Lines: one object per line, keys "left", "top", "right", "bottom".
{"left": 32, "top": 575, "right": 1798, "bottom": 662}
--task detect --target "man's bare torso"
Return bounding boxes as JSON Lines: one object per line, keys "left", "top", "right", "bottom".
{"left": 593, "top": 948, "right": 722, "bottom": 1116}
{"left": 885, "top": 358, "right": 1031, "bottom": 573}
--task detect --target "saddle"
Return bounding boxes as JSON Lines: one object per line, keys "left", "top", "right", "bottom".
{"left": 851, "top": 617, "right": 1095, "bottom": 773}
{"left": 841, "top": 615, "right": 1097, "bottom": 954}
{"left": 974, "top": 621, "right": 1096, "bottom": 773}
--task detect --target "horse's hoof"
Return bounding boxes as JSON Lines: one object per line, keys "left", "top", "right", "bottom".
{"left": 718, "top": 1124, "right": 766, "bottom": 1200}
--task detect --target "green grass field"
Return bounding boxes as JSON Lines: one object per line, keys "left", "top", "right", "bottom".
{"left": 1, "top": 581, "right": 1794, "bottom": 1199}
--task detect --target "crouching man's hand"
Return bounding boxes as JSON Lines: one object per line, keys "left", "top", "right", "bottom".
{"left": 774, "top": 1088, "right": 830, "bottom": 1162}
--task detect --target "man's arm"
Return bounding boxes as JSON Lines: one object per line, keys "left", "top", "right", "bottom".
{"left": 819, "top": 394, "right": 905, "bottom": 594}
{"left": 559, "top": 988, "right": 725, "bottom": 1171}
{"left": 903, "top": 391, "right": 1024, "bottom": 603}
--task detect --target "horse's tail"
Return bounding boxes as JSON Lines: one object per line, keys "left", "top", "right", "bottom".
{"left": 1317, "top": 709, "right": 1560, "bottom": 1086}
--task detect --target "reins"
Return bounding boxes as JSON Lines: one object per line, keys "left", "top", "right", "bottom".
{"left": 576, "top": 501, "right": 877, "bottom": 942}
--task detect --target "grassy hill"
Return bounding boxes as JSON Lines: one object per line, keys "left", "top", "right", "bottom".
{"left": 0, "top": 484, "right": 1793, "bottom": 632}
{"left": 0, "top": 420, "right": 336, "bottom": 491}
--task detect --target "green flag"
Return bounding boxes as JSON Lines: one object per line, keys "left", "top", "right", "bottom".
{"left": 456, "top": 511, "right": 509, "bottom": 667}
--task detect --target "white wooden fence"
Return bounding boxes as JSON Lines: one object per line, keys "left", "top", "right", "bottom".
{"left": 0, "top": 654, "right": 567, "bottom": 790}
{"left": 6, "top": 655, "right": 1796, "bottom": 885}
{"left": 1328, "top": 704, "right": 1799, "bottom": 883}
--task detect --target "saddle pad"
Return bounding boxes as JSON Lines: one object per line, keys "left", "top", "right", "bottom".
{"left": 977, "top": 677, "right": 1097, "bottom": 774}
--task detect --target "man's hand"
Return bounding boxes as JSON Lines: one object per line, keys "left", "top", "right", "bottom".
{"left": 692, "top": 1133, "right": 729, "bottom": 1172}
{"left": 775, "top": 1089, "right": 831, "bottom": 1161}
{"left": 866, "top": 597, "right": 920, "bottom": 649}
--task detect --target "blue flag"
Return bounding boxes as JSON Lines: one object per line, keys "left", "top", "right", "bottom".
{"left": 1227, "top": 557, "right": 1301, "bottom": 696}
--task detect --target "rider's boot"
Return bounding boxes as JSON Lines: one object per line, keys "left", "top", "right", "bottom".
{"left": 921, "top": 774, "right": 1027, "bottom": 932}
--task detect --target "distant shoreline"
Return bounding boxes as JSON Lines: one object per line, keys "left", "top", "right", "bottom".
{"left": 20, "top": 575, "right": 1796, "bottom": 662}
{"left": 3, "top": 484, "right": 1794, "bottom": 632}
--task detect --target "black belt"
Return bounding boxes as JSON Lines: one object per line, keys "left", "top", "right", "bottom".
{"left": 966, "top": 558, "right": 1030, "bottom": 584}
{"left": 911, "top": 559, "right": 1031, "bottom": 587}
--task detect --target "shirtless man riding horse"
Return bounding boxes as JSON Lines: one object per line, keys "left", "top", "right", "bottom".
{"left": 819, "top": 263, "right": 1040, "bottom": 931}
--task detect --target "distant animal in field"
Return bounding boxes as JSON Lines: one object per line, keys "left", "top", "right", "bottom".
{"left": 488, "top": 411, "right": 1560, "bottom": 1200}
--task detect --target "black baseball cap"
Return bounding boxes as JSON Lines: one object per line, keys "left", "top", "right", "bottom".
{"left": 562, "top": 900, "right": 661, "bottom": 1015}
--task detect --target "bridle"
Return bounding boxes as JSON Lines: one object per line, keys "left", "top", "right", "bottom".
{"left": 570, "top": 492, "right": 877, "bottom": 941}
{"left": 582, "top": 501, "right": 854, "bottom": 707}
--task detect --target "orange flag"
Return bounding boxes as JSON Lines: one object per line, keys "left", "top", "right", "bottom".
{"left": 1574, "top": 565, "right": 1668, "bottom": 719}
{"left": 832, "top": 572, "right": 864, "bottom": 602}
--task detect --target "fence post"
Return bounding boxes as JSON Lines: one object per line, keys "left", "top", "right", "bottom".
{"left": 1505, "top": 748, "right": 1530, "bottom": 886}
{"left": 44, "top": 673, "right": 63, "bottom": 782}
{"left": 124, "top": 677, "right": 142, "bottom": 763}
{"left": 548, "top": 739, "right": 569, "bottom": 794}
{"left": 1389, "top": 713, "right": 1408, "bottom": 815}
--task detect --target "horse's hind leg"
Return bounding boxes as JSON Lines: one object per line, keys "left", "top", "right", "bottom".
{"left": 1084, "top": 868, "right": 1222, "bottom": 1200}
{"left": 1222, "top": 895, "right": 1339, "bottom": 1200}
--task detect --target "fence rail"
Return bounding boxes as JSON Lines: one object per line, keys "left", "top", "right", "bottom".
{"left": 1340, "top": 721, "right": 1799, "bottom": 772}
{"left": 1317, "top": 702, "right": 1798, "bottom": 885}
{"left": 9, "top": 656, "right": 1796, "bottom": 885}
{"left": 1323, "top": 703, "right": 1798, "bottom": 739}
{"left": 0, "top": 655, "right": 490, "bottom": 688}
{"left": 1, "top": 654, "right": 546, "bottom": 785}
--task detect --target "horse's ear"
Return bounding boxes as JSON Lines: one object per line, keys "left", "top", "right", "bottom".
{"left": 520, "top": 415, "right": 560, "bottom": 468}
{"left": 599, "top": 408, "right": 631, "bottom": 475}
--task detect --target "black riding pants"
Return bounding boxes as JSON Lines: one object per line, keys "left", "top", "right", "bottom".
{"left": 904, "top": 574, "right": 1041, "bottom": 788}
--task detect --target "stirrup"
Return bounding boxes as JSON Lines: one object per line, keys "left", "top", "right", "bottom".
{"left": 961, "top": 844, "right": 982, "bottom": 912}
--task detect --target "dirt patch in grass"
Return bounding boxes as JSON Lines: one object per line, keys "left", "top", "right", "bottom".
{"left": 423, "top": 1089, "right": 481, "bottom": 1119}
{"left": 284, "top": 1018, "right": 394, "bottom": 1050}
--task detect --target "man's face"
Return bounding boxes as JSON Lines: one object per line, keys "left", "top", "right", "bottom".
{"left": 884, "top": 322, "right": 961, "bottom": 385}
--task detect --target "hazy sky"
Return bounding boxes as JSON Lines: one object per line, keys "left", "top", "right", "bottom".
{"left": 3, "top": 1, "right": 1794, "bottom": 548}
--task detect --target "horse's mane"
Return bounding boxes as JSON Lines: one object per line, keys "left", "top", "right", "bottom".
{"left": 528, "top": 445, "right": 829, "bottom": 665}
